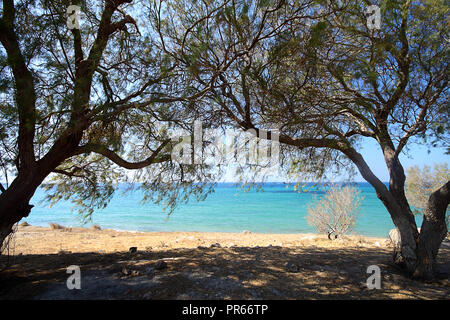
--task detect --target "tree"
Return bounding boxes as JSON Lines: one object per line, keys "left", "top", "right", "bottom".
{"left": 406, "top": 163, "right": 449, "bottom": 218}
{"left": 414, "top": 180, "right": 449, "bottom": 279}
{"left": 307, "top": 185, "right": 362, "bottom": 239}
{"left": 159, "top": 0, "right": 449, "bottom": 277}
{"left": 0, "top": 0, "right": 215, "bottom": 248}
{"left": 406, "top": 164, "right": 449, "bottom": 279}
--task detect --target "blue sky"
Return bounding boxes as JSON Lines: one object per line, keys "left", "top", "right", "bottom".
{"left": 356, "top": 139, "right": 449, "bottom": 182}
{"left": 220, "top": 138, "right": 449, "bottom": 183}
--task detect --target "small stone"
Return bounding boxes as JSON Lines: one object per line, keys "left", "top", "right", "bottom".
{"left": 130, "top": 270, "right": 140, "bottom": 277}
{"left": 197, "top": 246, "right": 208, "bottom": 249}
{"left": 242, "top": 230, "right": 252, "bottom": 234}
{"left": 91, "top": 224, "right": 101, "bottom": 231}
{"left": 210, "top": 243, "right": 221, "bottom": 248}
{"left": 129, "top": 247, "right": 137, "bottom": 253}
{"left": 19, "top": 222, "right": 30, "bottom": 227}
{"left": 154, "top": 260, "right": 167, "bottom": 270}
{"left": 389, "top": 228, "right": 401, "bottom": 247}
{"left": 284, "top": 262, "right": 299, "bottom": 273}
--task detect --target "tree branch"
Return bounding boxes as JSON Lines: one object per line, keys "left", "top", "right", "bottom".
{"left": 0, "top": 0, "right": 37, "bottom": 170}
{"left": 382, "top": 1, "right": 411, "bottom": 114}
{"left": 52, "top": 169, "right": 85, "bottom": 179}
{"left": 72, "top": 140, "right": 171, "bottom": 170}
{"left": 394, "top": 106, "right": 428, "bottom": 157}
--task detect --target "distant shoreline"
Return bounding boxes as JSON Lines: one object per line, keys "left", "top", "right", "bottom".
{"left": 17, "top": 220, "right": 392, "bottom": 238}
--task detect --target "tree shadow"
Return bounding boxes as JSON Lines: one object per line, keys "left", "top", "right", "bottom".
{"left": 0, "top": 245, "right": 448, "bottom": 299}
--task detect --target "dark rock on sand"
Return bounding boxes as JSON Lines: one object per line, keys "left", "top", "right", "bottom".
{"left": 284, "top": 262, "right": 299, "bottom": 273}
{"left": 154, "top": 260, "right": 167, "bottom": 270}
{"left": 129, "top": 247, "right": 137, "bottom": 253}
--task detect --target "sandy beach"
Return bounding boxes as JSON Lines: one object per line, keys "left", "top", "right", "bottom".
{"left": 8, "top": 225, "right": 391, "bottom": 255}
{"left": 0, "top": 224, "right": 449, "bottom": 299}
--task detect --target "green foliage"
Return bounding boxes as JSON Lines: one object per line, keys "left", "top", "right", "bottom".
{"left": 0, "top": 0, "right": 220, "bottom": 221}
{"left": 406, "top": 163, "right": 450, "bottom": 215}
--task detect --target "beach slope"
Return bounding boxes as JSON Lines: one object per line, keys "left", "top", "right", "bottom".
{"left": 0, "top": 225, "right": 449, "bottom": 299}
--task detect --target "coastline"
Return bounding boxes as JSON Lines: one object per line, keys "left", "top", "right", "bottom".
{"left": 11, "top": 224, "right": 390, "bottom": 255}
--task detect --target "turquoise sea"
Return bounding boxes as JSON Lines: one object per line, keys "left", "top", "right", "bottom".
{"left": 21, "top": 182, "right": 422, "bottom": 237}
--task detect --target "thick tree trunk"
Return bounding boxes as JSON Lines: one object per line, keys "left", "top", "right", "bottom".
{"left": 413, "top": 181, "right": 449, "bottom": 279}
{"left": 391, "top": 215, "right": 419, "bottom": 272}
{"left": 0, "top": 170, "right": 48, "bottom": 251}
{"left": 373, "top": 137, "right": 422, "bottom": 274}
{"left": 0, "top": 197, "right": 34, "bottom": 252}
{"left": 0, "top": 203, "right": 33, "bottom": 252}
{"left": 344, "top": 147, "right": 419, "bottom": 273}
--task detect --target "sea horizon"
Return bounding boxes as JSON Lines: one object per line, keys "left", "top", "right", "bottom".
{"left": 20, "top": 182, "right": 423, "bottom": 238}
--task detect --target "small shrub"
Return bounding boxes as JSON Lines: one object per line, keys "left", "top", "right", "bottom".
{"left": 307, "top": 186, "right": 362, "bottom": 238}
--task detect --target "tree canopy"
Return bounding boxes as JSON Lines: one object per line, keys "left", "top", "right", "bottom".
{"left": 0, "top": 0, "right": 448, "bottom": 278}
{"left": 154, "top": 0, "right": 449, "bottom": 275}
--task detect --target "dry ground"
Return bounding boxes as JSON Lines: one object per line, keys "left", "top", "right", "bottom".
{"left": 0, "top": 225, "right": 449, "bottom": 299}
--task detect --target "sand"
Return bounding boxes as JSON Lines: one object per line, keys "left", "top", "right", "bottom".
{"left": 0, "top": 224, "right": 449, "bottom": 299}
{"left": 8, "top": 225, "right": 391, "bottom": 255}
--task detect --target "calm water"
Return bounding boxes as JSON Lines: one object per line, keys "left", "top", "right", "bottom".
{"left": 21, "top": 182, "right": 422, "bottom": 237}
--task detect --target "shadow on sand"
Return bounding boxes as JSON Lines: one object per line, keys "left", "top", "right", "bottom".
{"left": 1, "top": 246, "right": 449, "bottom": 299}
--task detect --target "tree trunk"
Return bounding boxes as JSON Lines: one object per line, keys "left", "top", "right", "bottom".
{"left": 344, "top": 147, "right": 419, "bottom": 273}
{"left": 391, "top": 215, "right": 419, "bottom": 272}
{"left": 0, "top": 203, "right": 33, "bottom": 253}
{"left": 0, "top": 171, "right": 46, "bottom": 251}
{"left": 414, "top": 181, "right": 450, "bottom": 279}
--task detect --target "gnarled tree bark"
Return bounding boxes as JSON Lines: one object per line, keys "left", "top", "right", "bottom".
{"left": 414, "top": 181, "right": 449, "bottom": 279}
